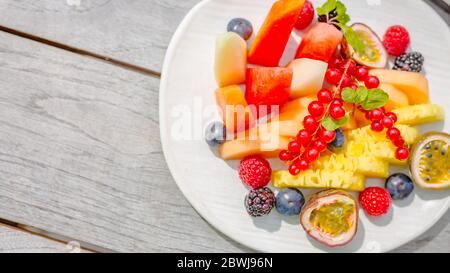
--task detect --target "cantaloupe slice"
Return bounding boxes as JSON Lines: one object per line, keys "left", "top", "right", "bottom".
{"left": 354, "top": 109, "right": 370, "bottom": 127}
{"left": 215, "top": 85, "right": 254, "bottom": 133}
{"left": 219, "top": 136, "right": 290, "bottom": 160}
{"left": 370, "top": 69, "right": 429, "bottom": 104}
{"left": 248, "top": 0, "right": 305, "bottom": 66}
{"left": 380, "top": 83, "right": 410, "bottom": 111}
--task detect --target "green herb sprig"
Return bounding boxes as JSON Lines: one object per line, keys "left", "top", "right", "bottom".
{"left": 316, "top": 0, "right": 366, "bottom": 54}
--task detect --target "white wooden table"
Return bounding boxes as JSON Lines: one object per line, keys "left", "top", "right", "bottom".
{"left": 0, "top": 0, "right": 447, "bottom": 253}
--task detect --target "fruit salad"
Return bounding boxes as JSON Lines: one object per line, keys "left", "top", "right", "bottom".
{"left": 206, "top": 0, "right": 448, "bottom": 248}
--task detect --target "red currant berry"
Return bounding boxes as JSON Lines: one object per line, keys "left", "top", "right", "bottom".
{"left": 396, "top": 147, "right": 409, "bottom": 160}
{"left": 312, "top": 139, "right": 327, "bottom": 152}
{"left": 393, "top": 138, "right": 405, "bottom": 148}
{"left": 387, "top": 127, "right": 401, "bottom": 141}
{"left": 381, "top": 117, "right": 394, "bottom": 128}
{"left": 325, "top": 68, "right": 342, "bottom": 85}
{"left": 279, "top": 150, "right": 294, "bottom": 161}
{"left": 319, "top": 129, "right": 336, "bottom": 143}
{"left": 317, "top": 89, "right": 333, "bottom": 104}
{"left": 365, "top": 76, "right": 380, "bottom": 89}
{"left": 297, "top": 159, "right": 309, "bottom": 171}
{"left": 369, "top": 109, "right": 384, "bottom": 121}
{"left": 371, "top": 121, "right": 384, "bottom": 132}
{"left": 330, "top": 105, "right": 346, "bottom": 120}
{"left": 303, "top": 115, "right": 319, "bottom": 134}
{"left": 288, "top": 163, "right": 301, "bottom": 175}
{"left": 350, "top": 84, "right": 359, "bottom": 90}
{"left": 355, "top": 66, "right": 369, "bottom": 81}
{"left": 340, "top": 74, "right": 352, "bottom": 88}
{"left": 330, "top": 98, "right": 343, "bottom": 107}
{"left": 308, "top": 101, "right": 325, "bottom": 117}
{"left": 328, "top": 56, "right": 342, "bottom": 68}
{"left": 297, "top": 129, "right": 311, "bottom": 146}
{"left": 305, "top": 147, "right": 320, "bottom": 162}
{"left": 339, "top": 59, "right": 356, "bottom": 75}
{"left": 386, "top": 112, "right": 398, "bottom": 123}
{"left": 288, "top": 140, "right": 302, "bottom": 153}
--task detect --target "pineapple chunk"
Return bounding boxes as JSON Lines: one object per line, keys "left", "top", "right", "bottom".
{"left": 344, "top": 140, "right": 402, "bottom": 164}
{"left": 393, "top": 104, "right": 445, "bottom": 126}
{"left": 344, "top": 140, "right": 417, "bottom": 165}
{"left": 347, "top": 125, "right": 419, "bottom": 145}
{"left": 313, "top": 154, "right": 389, "bottom": 178}
{"left": 272, "top": 170, "right": 365, "bottom": 192}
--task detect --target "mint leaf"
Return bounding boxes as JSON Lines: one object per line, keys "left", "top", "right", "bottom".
{"left": 342, "top": 86, "right": 368, "bottom": 105}
{"left": 336, "top": 13, "right": 350, "bottom": 25}
{"left": 355, "top": 86, "right": 368, "bottom": 103}
{"left": 362, "top": 88, "right": 389, "bottom": 110}
{"left": 317, "top": 0, "right": 337, "bottom": 16}
{"left": 321, "top": 114, "right": 350, "bottom": 131}
{"left": 335, "top": 1, "right": 350, "bottom": 25}
{"left": 335, "top": 1, "right": 346, "bottom": 14}
{"left": 342, "top": 88, "right": 357, "bottom": 103}
{"left": 342, "top": 25, "right": 366, "bottom": 55}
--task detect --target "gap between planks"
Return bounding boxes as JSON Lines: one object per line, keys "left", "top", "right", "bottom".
{"left": 0, "top": 24, "right": 164, "bottom": 252}
{"left": 0, "top": 218, "right": 106, "bottom": 253}
{"left": 0, "top": 24, "right": 162, "bottom": 78}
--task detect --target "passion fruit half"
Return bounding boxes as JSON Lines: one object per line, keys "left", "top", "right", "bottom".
{"left": 300, "top": 189, "right": 358, "bottom": 247}
{"left": 342, "top": 23, "right": 388, "bottom": 69}
{"left": 410, "top": 132, "right": 450, "bottom": 190}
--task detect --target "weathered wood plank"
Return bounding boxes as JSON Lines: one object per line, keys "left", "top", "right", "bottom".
{"left": 0, "top": 31, "right": 248, "bottom": 252}
{"left": 0, "top": 223, "right": 75, "bottom": 253}
{"left": 0, "top": 0, "right": 201, "bottom": 72}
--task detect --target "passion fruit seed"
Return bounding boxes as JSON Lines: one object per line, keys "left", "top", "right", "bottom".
{"left": 309, "top": 201, "right": 354, "bottom": 236}
{"left": 418, "top": 140, "right": 449, "bottom": 185}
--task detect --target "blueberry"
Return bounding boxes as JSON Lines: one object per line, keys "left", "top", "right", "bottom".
{"left": 227, "top": 18, "right": 253, "bottom": 40}
{"left": 275, "top": 188, "right": 305, "bottom": 216}
{"left": 205, "top": 121, "right": 226, "bottom": 146}
{"left": 385, "top": 173, "right": 414, "bottom": 200}
{"left": 328, "top": 128, "right": 345, "bottom": 151}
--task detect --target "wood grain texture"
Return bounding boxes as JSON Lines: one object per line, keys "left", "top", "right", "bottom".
{"left": 0, "top": 30, "right": 247, "bottom": 253}
{"left": 0, "top": 0, "right": 201, "bottom": 72}
{"left": 0, "top": 223, "right": 74, "bottom": 253}
{"left": 0, "top": 0, "right": 445, "bottom": 75}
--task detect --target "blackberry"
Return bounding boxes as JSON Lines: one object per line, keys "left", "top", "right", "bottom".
{"left": 393, "top": 52, "right": 424, "bottom": 72}
{"left": 318, "top": 9, "right": 340, "bottom": 30}
{"left": 244, "top": 187, "right": 275, "bottom": 217}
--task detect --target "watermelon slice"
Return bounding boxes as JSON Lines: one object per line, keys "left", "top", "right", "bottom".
{"left": 296, "top": 23, "right": 343, "bottom": 62}
{"left": 246, "top": 67, "right": 293, "bottom": 118}
{"left": 248, "top": 0, "right": 305, "bottom": 67}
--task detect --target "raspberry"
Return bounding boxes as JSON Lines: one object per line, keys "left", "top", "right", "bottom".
{"left": 359, "top": 187, "right": 392, "bottom": 217}
{"left": 239, "top": 155, "right": 271, "bottom": 189}
{"left": 383, "top": 25, "right": 410, "bottom": 56}
{"left": 295, "top": 1, "right": 315, "bottom": 30}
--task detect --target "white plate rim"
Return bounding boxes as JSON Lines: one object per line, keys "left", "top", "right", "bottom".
{"left": 159, "top": 0, "right": 450, "bottom": 252}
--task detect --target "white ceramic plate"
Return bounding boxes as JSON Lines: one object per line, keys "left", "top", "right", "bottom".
{"left": 160, "top": 0, "right": 450, "bottom": 252}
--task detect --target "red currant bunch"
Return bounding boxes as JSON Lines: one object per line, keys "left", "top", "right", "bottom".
{"left": 361, "top": 107, "right": 409, "bottom": 161}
